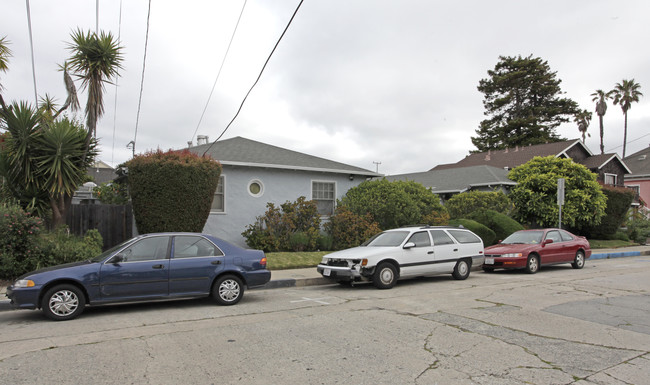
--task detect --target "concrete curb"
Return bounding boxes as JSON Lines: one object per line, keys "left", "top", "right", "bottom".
{"left": 262, "top": 277, "right": 331, "bottom": 289}
{"left": 590, "top": 250, "right": 650, "bottom": 260}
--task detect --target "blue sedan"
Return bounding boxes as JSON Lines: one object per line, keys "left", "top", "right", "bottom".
{"left": 6, "top": 233, "right": 271, "bottom": 321}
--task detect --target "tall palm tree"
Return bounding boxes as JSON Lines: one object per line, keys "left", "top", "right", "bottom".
{"left": 574, "top": 109, "right": 592, "bottom": 143}
{"left": 0, "top": 36, "right": 12, "bottom": 109}
{"left": 65, "top": 29, "right": 123, "bottom": 156}
{"left": 611, "top": 79, "right": 643, "bottom": 158}
{"left": 590, "top": 89, "right": 612, "bottom": 154}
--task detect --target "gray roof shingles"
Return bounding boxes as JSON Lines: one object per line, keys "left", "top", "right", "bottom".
{"left": 384, "top": 165, "right": 516, "bottom": 193}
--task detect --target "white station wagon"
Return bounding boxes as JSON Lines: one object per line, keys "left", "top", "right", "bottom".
{"left": 317, "top": 225, "right": 484, "bottom": 289}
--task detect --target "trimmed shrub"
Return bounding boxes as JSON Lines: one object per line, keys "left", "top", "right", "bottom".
{"left": 0, "top": 203, "right": 44, "bottom": 279}
{"left": 467, "top": 209, "right": 524, "bottom": 243}
{"left": 628, "top": 213, "right": 650, "bottom": 244}
{"left": 338, "top": 179, "right": 447, "bottom": 230}
{"left": 446, "top": 190, "right": 513, "bottom": 219}
{"left": 124, "top": 149, "right": 221, "bottom": 233}
{"left": 93, "top": 182, "right": 129, "bottom": 205}
{"left": 317, "top": 234, "right": 333, "bottom": 251}
{"left": 582, "top": 185, "right": 635, "bottom": 239}
{"left": 325, "top": 206, "right": 382, "bottom": 250}
{"left": 449, "top": 218, "right": 496, "bottom": 246}
{"left": 242, "top": 197, "right": 321, "bottom": 252}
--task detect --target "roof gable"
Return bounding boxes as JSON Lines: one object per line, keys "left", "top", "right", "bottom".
{"left": 623, "top": 146, "right": 650, "bottom": 176}
{"left": 385, "top": 165, "right": 515, "bottom": 194}
{"left": 431, "top": 139, "right": 587, "bottom": 171}
{"left": 188, "top": 136, "right": 380, "bottom": 176}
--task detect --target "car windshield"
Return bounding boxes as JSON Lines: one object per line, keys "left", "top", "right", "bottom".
{"left": 501, "top": 231, "right": 544, "bottom": 245}
{"left": 362, "top": 231, "right": 409, "bottom": 247}
{"left": 90, "top": 239, "right": 134, "bottom": 262}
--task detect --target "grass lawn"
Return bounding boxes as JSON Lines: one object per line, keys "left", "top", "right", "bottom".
{"left": 266, "top": 251, "right": 331, "bottom": 270}
{"left": 588, "top": 239, "right": 639, "bottom": 249}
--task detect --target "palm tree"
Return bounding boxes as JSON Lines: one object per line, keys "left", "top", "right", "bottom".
{"left": 574, "top": 109, "right": 592, "bottom": 143}
{"left": 0, "top": 36, "right": 12, "bottom": 109}
{"left": 611, "top": 79, "right": 643, "bottom": 158}
{"left": 65, "top": 29, "right": 123, "bottom": 156}
{"left": 590, "top": 89, "right": 612, "bottom": 154}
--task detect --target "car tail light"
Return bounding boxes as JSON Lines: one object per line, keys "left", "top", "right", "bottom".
{"left": 260, "top": 257, "right": 267, "bottom": 267}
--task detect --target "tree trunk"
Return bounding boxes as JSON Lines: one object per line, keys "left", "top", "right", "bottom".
{"left": 599, "top": 116, "right": 604, "bottom": 155}
{"left": 50, "top": 193, "right": 73, "bottom": 228}
{"left": 623, "top": 112, "right": 628, "bottom": 158}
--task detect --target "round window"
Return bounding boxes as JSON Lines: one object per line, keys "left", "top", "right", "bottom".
{"left": 248, "top": 180, "right": 264, "bottom": 197}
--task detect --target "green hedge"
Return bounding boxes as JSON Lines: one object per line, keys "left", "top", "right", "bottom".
{"left": 125, "top": 149, "right": 221, "bottom": 233}
{"left": 449, "top": 218, "right": 496, "bottom": 246}
{"left": 466, "top": 209, "right": 524, "bottom": 244}
{"left": 581, "top": 185, "right": 635, "bottom": 239}
{"left": 446, "top": 190, "right": 513, "bottom": 219}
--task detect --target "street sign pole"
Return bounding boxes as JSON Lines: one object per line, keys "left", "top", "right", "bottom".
{"left": 557, "top": 178, "right": 565, "bottom": 229}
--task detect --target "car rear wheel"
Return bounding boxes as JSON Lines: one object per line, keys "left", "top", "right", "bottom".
{"left": 452, "top": 259, "right": 471, "bottom": 280}
{"left": 525, "top": 255, "right": 539, "bottom": 274}
{"left": 42, "top": 284, "right": 86, "bottom": 321}
{"left": 572, "top": 251, "right": 585, "bottom": 269}
{"left": 212, "top": 275, "right": 244, "bottom": 305}
{"left": 372, "top": 262, "right": 397, "bottom": 289}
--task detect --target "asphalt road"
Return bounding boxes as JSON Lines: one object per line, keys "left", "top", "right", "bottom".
{"left": 1, "top": 257, "right": 649, "bottom": 384}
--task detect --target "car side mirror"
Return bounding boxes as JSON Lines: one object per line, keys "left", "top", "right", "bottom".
{"left": 543, "top": 239, "right": 553, "bottom": 245}
{"left": 403, "top": 242, "right": 416, "bottom": 249}
{"left": 109, "top": 254, "right": 125, "bottom": 264}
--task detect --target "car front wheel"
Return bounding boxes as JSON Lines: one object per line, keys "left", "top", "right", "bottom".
{"left": 452, "top": 259, "right": 471, "bottom": 280}
{"left": 372, "top": 262, "right": 397, "bottom": 289}
{"left": 525, "top": 255, "right": 539, "bottom": 274}
{"left": 572, "top": 251, "right": 585, "bottom": 269}
{"left": 212, "top": 275, "right": 244, "bottom": 305}
{"left": 42, "top": 284, "right": 86, "bottom": 321}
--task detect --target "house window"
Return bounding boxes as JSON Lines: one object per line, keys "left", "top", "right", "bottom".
{"left": 211, "top": 176, "right": 225, "bottom": 213}
{"left": 312, "top": 181, "right": 335, "bottom": 216}
{"left": 248, "top": 179, "right": 264, "bottom": 197}
{"left": 604, "top": 173, "right": 617, "bottom": 186}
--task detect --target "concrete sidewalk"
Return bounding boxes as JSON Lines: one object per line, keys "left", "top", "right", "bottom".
{"left": 2, "top": 246, "right": 650, "bottom": 297}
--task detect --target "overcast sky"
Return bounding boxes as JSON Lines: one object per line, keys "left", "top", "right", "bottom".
{"left": 2, "top": 0, "right": 649, "bottom": 175}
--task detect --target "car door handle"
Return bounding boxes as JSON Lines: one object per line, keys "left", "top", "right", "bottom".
{"left": 453, "top": 249, "right": 458, "bottom": 252}
{"left": 427, "top": 251, "right": 434, "bottom": 254}
{"left": 211, "top": 260, "right": 221, "bottom": 265}
{"left": 152, "top": 264, "right": 164, "bottom": 269}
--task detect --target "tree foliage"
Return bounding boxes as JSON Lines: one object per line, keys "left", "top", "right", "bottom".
{"left": 338, "top": 179, "right": 448, "bottom": 230}
{"left": 445, "top": 190, "right": 513, "bottom": 219}
{"left": 581, "top": 185, "right": 635, "bottom": 239}
{"left": 325, "top": 206, "right": 382, "bottom": 250}
{"left": 591, "top": 89, "right": 612, "bottom": 155}
{"left": 611, "top": 79, "right": 643, "bottom": 158}
{"left": 508, "top": 156, "right": 606, "bottom": 230}
{"left": 472, "top": 55, "right": 579, "bottom": 152}
{"left": 125, "top": 149, "right": 221, "bottom": 234}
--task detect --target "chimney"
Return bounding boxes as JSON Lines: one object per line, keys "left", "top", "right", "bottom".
{"left": 197, "top": 135, "right": 209, "bottom": 145}
{"left": 187, "top": 141, "right": 193, "bottom": 148}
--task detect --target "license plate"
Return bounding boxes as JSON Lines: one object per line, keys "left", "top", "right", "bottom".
{"left": 323, "top": 268, "right": 331, "bottom": 276}
{"left": 484, "top": 257, "right": 494, "bottom": 265}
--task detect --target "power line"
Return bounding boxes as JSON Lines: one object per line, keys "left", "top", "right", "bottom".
{"left": 605, "top": 133, "right": 650, "bottom": 154}
{"left": 110, "top": 0, "right": 123, "bottom": 167}
{"left": 202, "top": 0, "right": 305, "bottom": 156}
{"left": 190, "top": 0, "right": 249, "bottom": 146}
{"left": 132, "top": 0, "right": 152, "bottom": 158}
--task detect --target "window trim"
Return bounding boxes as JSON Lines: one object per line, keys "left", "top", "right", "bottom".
{"left": 311, "top": 180, "right": 336, "bottom": 217}
{"left": 211, "top": 175, "right": 226, "bottom": 214}
{"left": 247, "top": 179, "right": 265, "bottom": 198}
{"left": 604, "top": 173, "right": 617, "bottom": 186}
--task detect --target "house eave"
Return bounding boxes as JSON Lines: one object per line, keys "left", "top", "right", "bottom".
{"left": 220, "top": 160, "right": 382, "bottom": 177}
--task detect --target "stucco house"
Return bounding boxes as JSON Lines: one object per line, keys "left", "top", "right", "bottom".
{"left": 624, "top": 145, "right": 650, "bottom": 216}
{"left": 188, "top": 136, "right": 381, "bottom": 247}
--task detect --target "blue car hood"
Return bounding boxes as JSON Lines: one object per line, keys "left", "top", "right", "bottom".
{"left": 17, "top": 260, "right": 94, "bottom": 280}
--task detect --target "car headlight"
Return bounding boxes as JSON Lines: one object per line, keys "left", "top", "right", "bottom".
{"left": 12, "top": 279, "right": 35, "bottom": 288}
{"left": 501, "top": 253, "right": 523, "bottom": 258}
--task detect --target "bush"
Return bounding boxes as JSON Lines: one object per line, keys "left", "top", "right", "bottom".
{"left": 582, "top": 185, "right": 636, "bottom": 239}
{"left": 242, "top": 197, "right": 321, "bottom": 252}
{"left": 449, "top": 219, "right": 496, "bottom": 246}
{"left": 317, "top": 234, "right": 333, "bottom": 251}
{"left": 124, "top": 149, "right": 222, "bottom": 233}
{"left": 93, "top": 182, "right": 129, "bottom": 205}
{"left": 628, "top": 213, "right": 650, "bottom": 244}
{"left": 36, "top": 227, "right": 103, "bottom": 267}
{"left": 0, "top": 203, "right": 44, "bottom": 280}
{"left": 445, "top": 190, "right": 513, "bottom": 219}
{"left": 466, "top": 209, "right": 524, "bottom": 243}
{"left": 325, "top": 206, "right": 382, "bottom": 250}
{"left": 338, "top": 179, "right": 447, "bottom": 230}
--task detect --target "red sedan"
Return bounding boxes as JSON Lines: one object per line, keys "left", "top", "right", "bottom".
{"left": 482, "top": 229, "right": 591, "bottom": 274}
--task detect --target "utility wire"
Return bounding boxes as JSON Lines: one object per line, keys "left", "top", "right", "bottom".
{"left": 190, "top": 0, "right": 248, "bottom": 146}
{"left": 132, "top": 0, "right": 152, "bottom": 158}
{"left": 606, "top": 132, "right": 650, "bottom": 154}
{"left": 202, "top": 0, "right": 304, "bottom": 156}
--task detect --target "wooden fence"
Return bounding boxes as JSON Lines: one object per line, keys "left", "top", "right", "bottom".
{"left": 65, "top": 204, "right": 134, "bottom": 250}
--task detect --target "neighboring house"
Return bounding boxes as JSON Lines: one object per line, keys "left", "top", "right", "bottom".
{"left": 73, "top": 160, "right": 118, "bottom": 203}
{"left": 383, "top": 165, "right": 516, "bottom": 202}
{"left": 432, "top": 139, "right": 630, "bottom": 188}
{"left": 188, "top": 136, "right": 381, "bottom": 247}
{"left": 624, "top": 145, "right": 650, "bottom": 216}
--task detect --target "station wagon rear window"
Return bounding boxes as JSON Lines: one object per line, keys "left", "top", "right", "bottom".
{"left": 448, "top": 230, "right": 482, "bottom": 244}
